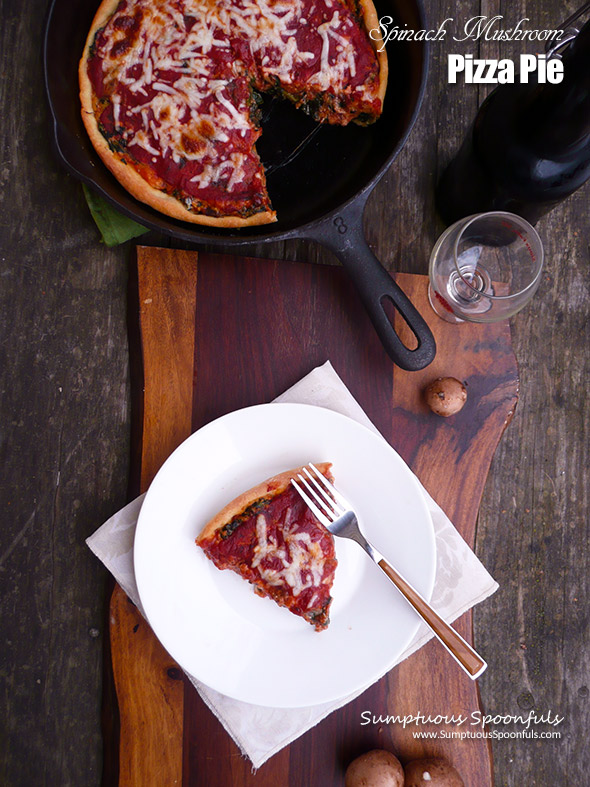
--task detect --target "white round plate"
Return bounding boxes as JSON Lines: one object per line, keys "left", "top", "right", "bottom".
{"left": 134, "top": 403, "right": 436, "bottom": 708}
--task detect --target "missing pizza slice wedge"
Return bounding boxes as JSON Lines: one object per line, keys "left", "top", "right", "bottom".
{"left": 196, "top": 463, "right": 337, "bottom": 631}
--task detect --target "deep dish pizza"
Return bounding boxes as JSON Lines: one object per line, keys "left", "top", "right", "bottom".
{"left": 79, "top": 0, "right": 387, "bottom": 227}
{"left": 196, "top": 464, "right": 337, "bottom": 630}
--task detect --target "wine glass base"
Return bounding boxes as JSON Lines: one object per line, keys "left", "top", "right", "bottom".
{"left": 427, "top": 283, "right": 465, "bottom": 324}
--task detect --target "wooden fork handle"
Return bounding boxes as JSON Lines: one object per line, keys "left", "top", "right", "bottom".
{"left": 377, "top": 558, "right": 487, "bottom": 680}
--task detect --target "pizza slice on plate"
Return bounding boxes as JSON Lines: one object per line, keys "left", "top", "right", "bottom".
{"left": 196, "top": 463, "right": 337, "bottom": 630}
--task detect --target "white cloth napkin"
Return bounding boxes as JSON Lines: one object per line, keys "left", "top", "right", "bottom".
{"left": 87, "top": 361, "right": 498, "bottom": 768}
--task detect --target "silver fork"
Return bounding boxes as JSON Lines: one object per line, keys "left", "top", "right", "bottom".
{"left": 291, "top": 463, "right": 487, "bottom": 680}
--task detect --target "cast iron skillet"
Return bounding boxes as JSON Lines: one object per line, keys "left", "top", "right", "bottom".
{"left": 44, "top": 0, "right": 436, "bottom": 370}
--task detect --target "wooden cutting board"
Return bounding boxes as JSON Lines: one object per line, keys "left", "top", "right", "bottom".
{"left": 104, "top": 247, "right": 518, "bottom": 786}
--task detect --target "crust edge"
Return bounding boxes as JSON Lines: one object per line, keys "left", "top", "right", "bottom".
{"left": 196, "top": 462, "right": 332, "bottom": 545}
{"left": 358, "top": 0, "right": 388, "bottom": 105}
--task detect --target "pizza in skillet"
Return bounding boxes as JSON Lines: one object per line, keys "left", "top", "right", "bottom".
{"left": 196, "top": 464, "right": 337, "bottom": 630}
{"left": 79, "top": 0, "right": 387, "bottom": 227}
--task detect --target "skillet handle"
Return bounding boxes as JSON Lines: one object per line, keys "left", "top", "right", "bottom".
{"left": 309, "top": 200, "right": 436, "bottom": 371}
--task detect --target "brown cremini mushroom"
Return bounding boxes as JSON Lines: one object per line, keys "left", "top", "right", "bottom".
{"left": 423, "top": 377, "right": 467, "bottom": 417}
{"left": 344, "top": 749, "right": 404, "bottom": 787}
{"left": 403, "top": 757, "right": 465, "bottom": 786}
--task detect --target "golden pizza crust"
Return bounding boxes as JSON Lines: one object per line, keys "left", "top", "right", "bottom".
{"left": 359, "top": 0, "right": 388, "bottom": 104}
{"left": 79, "top": 0, "right": 387, "bottom": 227}
{"left": 196, "top": 462, "right": 332, "bottom": 544}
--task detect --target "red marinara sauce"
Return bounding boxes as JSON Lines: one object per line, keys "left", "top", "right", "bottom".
{"left": 200, "top": 485, "right": 337, "bottom": 630}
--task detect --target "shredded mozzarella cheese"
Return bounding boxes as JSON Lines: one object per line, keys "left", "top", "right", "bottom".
{"left": 250, "top": 512, "right": 326, "bottom": 601}
{"left": 93, "top": 0, "right": 380, "bottom": 195}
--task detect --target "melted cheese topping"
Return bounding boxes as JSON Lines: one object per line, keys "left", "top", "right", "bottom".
{"left": 89, "top": 0, "right": 381, "bottom": 207}
{"left": 251, "top": 512, "right": 326, "bottom": 606}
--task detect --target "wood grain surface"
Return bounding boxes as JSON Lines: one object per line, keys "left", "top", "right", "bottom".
{"left": 109, "top": 248, "right": 519, "bottom": 785}
{"left": 1, "top": 0, "right": 589, "bottom": 784}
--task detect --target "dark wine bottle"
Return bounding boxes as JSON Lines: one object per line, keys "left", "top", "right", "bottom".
{"left": 437, "top": 18, "right": 590, "bottom": 226}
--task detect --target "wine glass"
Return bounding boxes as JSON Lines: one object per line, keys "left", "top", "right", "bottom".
{"left": 428, "top": 212, "right": 544, "bottom": 323}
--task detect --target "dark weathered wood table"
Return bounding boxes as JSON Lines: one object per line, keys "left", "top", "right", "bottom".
{"left": 1, "top": 0, "right": 588, "bottom": 785}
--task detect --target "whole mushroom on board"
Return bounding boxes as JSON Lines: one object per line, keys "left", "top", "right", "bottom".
{"left": 403, "top": 757, "right": 465, "bottom": 786}
{"left": 344, "top": 749, "right": 404, "bottom": 787}
{"left": 423, "top": 377, "right": 467, "bottom": 417}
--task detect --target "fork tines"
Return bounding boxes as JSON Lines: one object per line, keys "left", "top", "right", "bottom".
{"left": 307, "top": 463, "right": 349, "bottom": 509}
{"left": 291, "top": 463, "right": 346, "bottom": 525}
